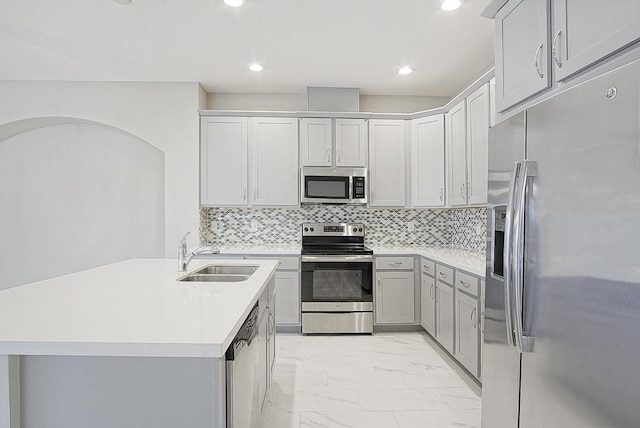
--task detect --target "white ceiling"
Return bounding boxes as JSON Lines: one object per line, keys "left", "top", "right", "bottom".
{"left": 0, "top": 0, "right": 495, "bottom": 97}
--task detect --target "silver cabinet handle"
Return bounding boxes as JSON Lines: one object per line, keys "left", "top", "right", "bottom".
{"left": 467, "top": 181, "right": 471, "bottom": 199}
{"left": 242, "top": 188, "right": 247, "bottom": 201}
{"left": 377, "top": 276, "right": 381, "bottom": 292}
{"left": 480, "top": 310, "right": 485, "bottom": 333}
{"left": 471, "top": 307, "right": 477, "bottom": 328}
{"left": 439, "top": 187, "right": 443, "bottom": 202}
{"left": 326, "top": 148, "right": 331, "bottom": 163}
{"left": 552, "top": 30, "right": 562, "bottom": 68}
{"left": 388, "top": 261, "right": 402, "bottom": 266}
{"left": 253, "top": 188, "right": 257, "bottom": 200}
{"left": 534, "top": 43, "right": 544, "bottom": 78}
{"left": 430, "top": 284, "right": 434, "bottom": 299}
{"left": 460, "top": 183, "right": 465, "bottom": 198}
{"left": 438, "top": 271, "right": 447, "bottom": 278}
{"left": 337, "top": 148, "right": 342, "bottom": 162}
{"left": 504, "top": 161, "right": 520, "bottom": 347}
{"left": 423, "top": 265, "right": 431, "bottom": 271}
{"left": 460, "top": 280, "right": 470, "bottom": 288}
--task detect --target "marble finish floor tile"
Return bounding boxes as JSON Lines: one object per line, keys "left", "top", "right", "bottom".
{"left": 393, "top": 409, "right": 482, "bottom": 428}
{"left": 300, "top": 411, "right": 400, "bottom": 428}
{"left": 263, "top": 332, "right": 481, "bottom": 427}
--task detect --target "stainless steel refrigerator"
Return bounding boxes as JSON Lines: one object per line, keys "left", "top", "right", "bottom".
{"left": 483, "top": 58, "right": 640, "bottom": 428}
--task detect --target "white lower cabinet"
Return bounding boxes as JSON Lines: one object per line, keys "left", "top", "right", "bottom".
{"left": 375, "top": 257, "right": 415, "bottom": 324}
{"left": 435, "top": 279, "right": 455, "bottom": 354}
{"left": 245, "top": 256, "right": 299, "bottom": 327}
{"left": 455, "top": 290, "right": 480, "bottom": 377}
{"left": 420, "top": 258, "right": 436, "bottom": 336}
{"left": 274, "top": 270, "right": 300, "bottom": 326}
{"left": 258, "top": 277, "right": 276, "bottom": 413}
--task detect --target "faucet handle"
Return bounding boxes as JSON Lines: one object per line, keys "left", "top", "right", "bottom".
{"left": 179, "top": 231, "right": 191, "bottom": 247}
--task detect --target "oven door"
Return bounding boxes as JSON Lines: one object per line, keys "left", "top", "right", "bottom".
{"left": 301, "top": 255, "right": 373, "bottom": 311}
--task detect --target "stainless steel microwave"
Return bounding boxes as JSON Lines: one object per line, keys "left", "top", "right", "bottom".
{"left": 301, "top": 167, "right": 368, "bottom": 205}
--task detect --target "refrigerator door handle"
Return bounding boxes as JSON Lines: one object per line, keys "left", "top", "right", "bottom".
{"left": 513, "top": 160, "right": 537, "bottom": 353}
{"left": 503, "top": 161, "right": 521, "bottom": 347}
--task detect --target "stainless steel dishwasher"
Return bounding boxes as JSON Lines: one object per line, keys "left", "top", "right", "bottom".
{"left": 226, "top": 303, "right": 260, "bottom": 428}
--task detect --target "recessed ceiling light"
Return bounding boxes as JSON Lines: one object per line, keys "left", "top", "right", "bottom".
{"left": 249, "top": 63, "right": 264, "bottom": 72}
{"left": 112, "top": 0, "right": 132, "bottom": 4}
{"left": 441, "top": 0, "right": 461, "bottom": 11}
{"left": 224, "top": 0, "right": 244, "bottom": 7}
{"left": 398, "top": 67, "right": 413, "bottom": 75}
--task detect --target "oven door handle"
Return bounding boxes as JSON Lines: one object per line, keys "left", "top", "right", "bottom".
{"left": 301, "top": 255, "right": 373, "bottom": 263}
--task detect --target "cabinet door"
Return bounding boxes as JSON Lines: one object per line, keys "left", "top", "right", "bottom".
{"left": 200, "top": 117, "right": 248, "bottom": 206}
{"left": 274, "top": 270, "right": 300, "bottom": 325}
{"left": 369, "top": 120, "right": 406, "bottom": 207}
{"left": 466, "top": 84, "right": 489, "bottom": 205}
{"left": 251, "top": 118, "right": 299, "bottom": 206}
{"left": 553, "top": 0, "right": 640, "bottom": 81}
{"left": 455, "top": 291, "right": 480, "bottom": 377}
{"left": 335, "top": 118, "right": 367, "bottom": 167}
{"left": 436, "top": 281, "right": 455, "bottom": 354}
{"left": 258, "top": 307, "right": 269, "bottom": 412}
{"left": 446, "top": 101, "right": 468, "bottom": 206}
{"left": 495, "top": 0, "right": 551, "bottom": 112}
{"left": 411, "top": 115, "right": 445, "bottom": 207}
{"left": 421, "top": 273, "right": 436, "bottom": 336}
{"left": 267, "top": 295, "right": 276, "bottom": 382}
{"left": 300, "top": 118, "right": 332, "bottom": 166}
{"left": 375, "top": 271, "right": 414, "bottom": 324}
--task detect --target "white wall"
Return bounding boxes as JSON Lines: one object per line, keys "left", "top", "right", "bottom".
{"left": 206, "top": 92, "right": 450, "bottom": 113}
{"left": 0, "top": 81, "right": 202, "bottom": 288}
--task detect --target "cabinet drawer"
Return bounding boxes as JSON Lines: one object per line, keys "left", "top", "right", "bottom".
{"left": 420, "top": 258, "right": 435, "bottom": 277}
{"left": 436, "top": 264, "right": 454, "bottom": 285}
{"left": 456, "top": 271, "right": 479, "bottom": 298}
{"left": 376, "top": 256, "right": 414, "bottom": 270}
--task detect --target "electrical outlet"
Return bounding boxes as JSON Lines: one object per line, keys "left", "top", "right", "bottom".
{"left": 407, "top": 221, "right": 415, "bottom": 232}
{"left": 250, "top": 220, "right": 258, "bottom": 232}
{"left": 210, "top": 221, "right": 219, "bottom": 232}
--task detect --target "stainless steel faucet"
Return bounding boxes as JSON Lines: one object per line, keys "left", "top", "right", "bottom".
{"left": 177, "top": 231, "right": 219, "bottom": 271}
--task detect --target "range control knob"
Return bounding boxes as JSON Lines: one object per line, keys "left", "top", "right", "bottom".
{"left": 310, "top": 227, "right": 315, "bottom": 232}
{"left": 353, "top": 227, "right": 357, "bottom": 233}
{"left": 359, "top": 227, "right": 363, "bottom": 232}
{"left": 304, "top": 227, "right": 309, "bottom": 232}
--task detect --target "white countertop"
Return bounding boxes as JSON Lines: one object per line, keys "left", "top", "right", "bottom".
{"left": 206, "top": 245, "right": 485, "bottom": 277}
{"left": 0, "top": 258, "right": 279, "bottom": 358}
{"left": 371, "top": 247, "right": 486, "bottom": 277}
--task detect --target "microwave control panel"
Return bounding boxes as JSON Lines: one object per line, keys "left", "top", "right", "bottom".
{"left": 353, "top": 177, "right": 366, "bottom": 199}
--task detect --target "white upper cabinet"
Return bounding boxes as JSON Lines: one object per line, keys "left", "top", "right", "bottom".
{"left": 251, "top": 117, "right": 299, "bottom": 206}
{"left": 466, "top": 84, "right": 490, "bottom": 205}
{"left": 446, "top": 100, "right": 468, "bottom": 206}
{"left": 300, "top": 118, "right": 332, "bottom": 166}
{"left": 552, "top": 0, "right": 640, "bottom": 81}
{"left": 493, "top": 0, "right": 640, "bottom": 112}
{"left": 369, "top": 119, "right": 406, "bottom": 207}
{"left": 494, "top": 0, "right": 551, "bottom": 112}
{"left": 201, "top": 117, "right": 248, "bottom": 206}
{"left": 300, "top": 118, "right": 367, "bottom": 167}
{"left": 410, "top": 115, "right": 445, "bottom": 207}
{"left": 335, "top": 119, "right": 367, "bottom": 167}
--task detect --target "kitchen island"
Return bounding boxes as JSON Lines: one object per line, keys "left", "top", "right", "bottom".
{"left": 0, "top": 258, "right": 279, "bottom": 428}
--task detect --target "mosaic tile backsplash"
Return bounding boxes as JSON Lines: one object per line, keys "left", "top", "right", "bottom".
{"left": 200, "top": 206, "right": 486, "bottom": 253}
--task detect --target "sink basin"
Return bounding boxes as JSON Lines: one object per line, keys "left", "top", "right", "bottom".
{"left": 177, "top": 264, "right": 259, "bottom": 282}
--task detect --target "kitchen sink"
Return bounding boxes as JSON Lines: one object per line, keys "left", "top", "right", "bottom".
{"left": 177, "top": 265, "right": 259, "bottom": 282}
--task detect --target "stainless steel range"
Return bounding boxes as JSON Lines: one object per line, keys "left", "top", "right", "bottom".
{"left": 300, "top": 222, "right": 373, "bottom": 334}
